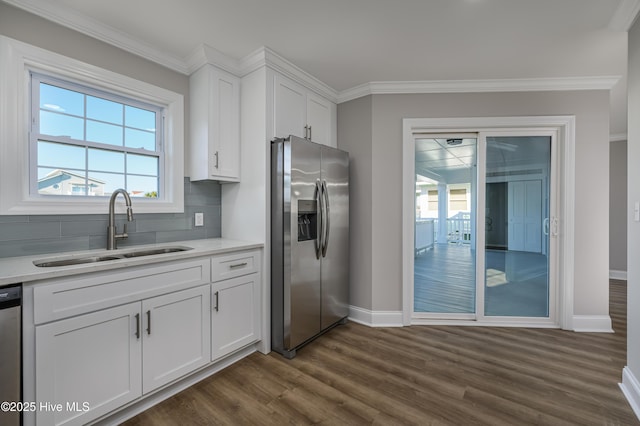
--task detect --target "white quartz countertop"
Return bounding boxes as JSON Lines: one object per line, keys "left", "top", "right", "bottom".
{"left": 0, "top": 238, "right": 263, "bottom": 286}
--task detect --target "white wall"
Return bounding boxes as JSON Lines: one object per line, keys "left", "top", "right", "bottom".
{"left": 622, "top": 18, "right": 640, "bottom": 417}
{"left": 610, "top": 140, "right": 628, "bottom": 276}
{"left": 336, "top": 95, "right": 373, "bottom": 310}
{"left": 339, "top": 90, "right": 610, "bottom": 318}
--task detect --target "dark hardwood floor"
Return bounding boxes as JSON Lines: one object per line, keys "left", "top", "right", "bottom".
{"left": 123, "top": 280, "right": 637, "bottom": 425}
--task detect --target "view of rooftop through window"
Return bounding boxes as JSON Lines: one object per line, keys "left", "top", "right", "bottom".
{"left": 33, "top": 78, "right": 162, "bottom": 198}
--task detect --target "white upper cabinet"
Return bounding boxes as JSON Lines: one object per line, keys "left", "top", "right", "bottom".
{"left": 274, "top": 74, "right": 336, "bottom": 147}
{"left": 190, "top": 64, "right": 240, "bottom": 181}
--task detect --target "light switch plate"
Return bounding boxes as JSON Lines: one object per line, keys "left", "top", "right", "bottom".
{"left": 195, "top": 212, "right": 204, "bottom": 227}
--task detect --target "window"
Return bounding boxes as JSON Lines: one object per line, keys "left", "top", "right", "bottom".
{"left": 449, "top": 188, "right": 468, "bottom": 211}
{"left": 0, "top": 35, "right": 184, "bottom": 215}
{"left": 427, "top": 190, "right": 438, "bottom": 211}
{"left": 32, "top": 74, "right": 163, "bottom": 199}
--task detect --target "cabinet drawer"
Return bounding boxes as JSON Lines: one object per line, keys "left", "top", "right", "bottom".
{"left": 211, "top": 250, "right": 259, "bottom": 282}
{"left": 34, "top": 258, "right": 210, "bottom": 325}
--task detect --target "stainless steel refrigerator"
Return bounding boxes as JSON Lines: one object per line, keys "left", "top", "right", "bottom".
{"left": 271, "top": 135, "right": 349, "bottom": 358}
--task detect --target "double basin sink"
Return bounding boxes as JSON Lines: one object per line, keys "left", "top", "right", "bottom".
{"left": 33, "top": 246, "right": 192, "bottom": 268}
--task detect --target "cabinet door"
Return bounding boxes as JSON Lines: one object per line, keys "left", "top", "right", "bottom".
{"left": 189, "top": 65, "right": 240, "bottom": 182}
{"left": 274, "top": 74, "right": 307, "bottom": 139}
{"left": 211, "top": 274, "right": 261, "bottom": 361}
{"left": 142, "top": 285, "right": 211, "bottom": 393}
{"left": 35, "top": 303, "right": 142, "bottom": 426}
{"left": 306, "top": 92, "right": 333, "bottom": 147}
{"left": 209, "top": 67, "right": 240, "bottom": 180}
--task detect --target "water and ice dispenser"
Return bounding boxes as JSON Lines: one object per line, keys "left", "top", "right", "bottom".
{"left": 297, "top": 199, "right": 318, "bottom": 241}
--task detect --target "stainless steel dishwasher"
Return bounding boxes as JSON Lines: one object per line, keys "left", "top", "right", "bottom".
{"left": 0, "top": 284, "right": 21, "bottom": 426}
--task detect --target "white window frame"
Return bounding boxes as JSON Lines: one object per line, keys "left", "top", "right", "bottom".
{"left": 0, "top": 35, "right": 184, "bottom": 215}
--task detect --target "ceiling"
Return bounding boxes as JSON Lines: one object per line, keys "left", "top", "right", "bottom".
{"left": 5, "top": 0, "right": 634, "bottom": 136}
{"left": 416, "top": 136, "right": 551, "bottom": 184}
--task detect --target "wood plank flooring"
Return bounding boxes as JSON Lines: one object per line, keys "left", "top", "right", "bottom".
{"left": 123, "top": 280, "right": 637, "bottom": 425}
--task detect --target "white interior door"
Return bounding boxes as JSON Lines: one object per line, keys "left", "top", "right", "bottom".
{"left": 508, "top": 180, "right": 543, "bottom": 253}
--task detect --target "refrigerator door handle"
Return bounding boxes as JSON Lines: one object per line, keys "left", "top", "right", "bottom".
{"left": 315, "top": 179, "right": 323, "bottom": 259}
{"left": 321, "top": 180, "right": 330, "bottom": 257}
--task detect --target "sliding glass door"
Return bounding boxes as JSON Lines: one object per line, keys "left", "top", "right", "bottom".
{"left": 481, "top": 135, "right": 553, "bottom": 319}
{"left": 414, "top": 136, "right": 477, "bottom": 318}
{"left": 413, "top": 131, "right": 557, "bottom": 324}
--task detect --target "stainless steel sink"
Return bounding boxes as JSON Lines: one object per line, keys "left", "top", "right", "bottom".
{"left": 34, "top": 255, "right": 124, "bottom": 267}
{"left": 33, "top": 246, "right": 192, "bottom": 267}
{"left": 121, "top": 247, "right": 189, "bottom": 258}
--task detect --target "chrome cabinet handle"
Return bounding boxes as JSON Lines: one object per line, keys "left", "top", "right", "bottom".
{"left": 229, "top": 262, "right": 248, "bottom": 269}
{"left": 321, "top": 180, "right": 330, "bottom": 257}
{"left": 304, "top": 125, "right": 308, "bottom": 139}
{"left": 135, "top": 313, "right": 140, "bottom": 339}
{"left": 214, "top": 151, "right": 219, "bottom": 169}
{"left": 308, "top": 126, "right": 312, "bottom": 140}
{"left": 146, "top": 310, "right": 151, "bottom": 335}
{"left": 214, "top": 291, "right": 219, "bottom": 312}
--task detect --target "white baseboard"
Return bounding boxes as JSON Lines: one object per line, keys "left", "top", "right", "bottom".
{"left": 349, "top": 308, "right": 615, "bottom": 333}
{"left": 610, "top": 269, "right": 628, "bottom": 280}
{"left": 621, "top": 367, "right": 640, "bottom": 421}
{"left": 348, "top": 305, "right": 403, "bottom": 327}
{"left": 572, "top": 315, "right": 614, "bottom": 333}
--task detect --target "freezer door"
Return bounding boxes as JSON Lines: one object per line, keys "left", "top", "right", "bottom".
{"left": 287, "top": 137, "right": 323, "bottom": 349}
{"left": 320, "top": 146, "right": 349, "bottom": 329}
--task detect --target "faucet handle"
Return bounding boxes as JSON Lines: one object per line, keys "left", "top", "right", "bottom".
{"left": 122, "top": 224, "right": 128, "bottom": 237}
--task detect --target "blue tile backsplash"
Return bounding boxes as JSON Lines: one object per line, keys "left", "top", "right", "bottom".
{"left": 0, "top": 178, "right": 222, "bottom": 258}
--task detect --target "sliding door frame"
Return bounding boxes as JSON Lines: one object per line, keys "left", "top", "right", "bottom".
{"left": 402, "top": 116, "right": 575, "bottom": 329}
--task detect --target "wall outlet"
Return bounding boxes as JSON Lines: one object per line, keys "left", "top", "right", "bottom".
{"left": 194, "top": 212, "right": 204, "bottom": 227}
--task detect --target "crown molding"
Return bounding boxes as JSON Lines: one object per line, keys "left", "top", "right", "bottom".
{"left": 185, "top": 44, "right": 243, "bottom": 76}
{"left": 3, "top": 0, "right": 623, "bottom": 106}
{"left": 258, "top": 47, "right": 339, "bottom": 103}
{"left": 609, "top": 0, "right": 640, "bottom": 31}
{"left": 3, "top": 0, "right": 190, "bottom": 74}
{"left": 337, "top": 76, "right": 622, "bottom": 103}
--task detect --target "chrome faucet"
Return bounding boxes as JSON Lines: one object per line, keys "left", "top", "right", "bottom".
{"left": 107, "top": 188, "right": 134, "bottom": 250}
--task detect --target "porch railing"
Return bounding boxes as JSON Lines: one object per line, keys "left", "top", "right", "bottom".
{"left": 434, "top": 214, "right": 471, "bottom": 245}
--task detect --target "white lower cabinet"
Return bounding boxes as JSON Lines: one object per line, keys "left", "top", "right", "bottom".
{"left": 29, "top": 249, "right": 261, "bottom": 426}
{"left": 34, "top": 285, "right": 211, "bottom": 426}
{"left": 142, "top": 285, "right": 211, "bottom": 393}
{"left": 211, "top": 274, "right": 260, "bottom": 361}
{"left": 35, "top": 303, "right": 142, "bottom": 426}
